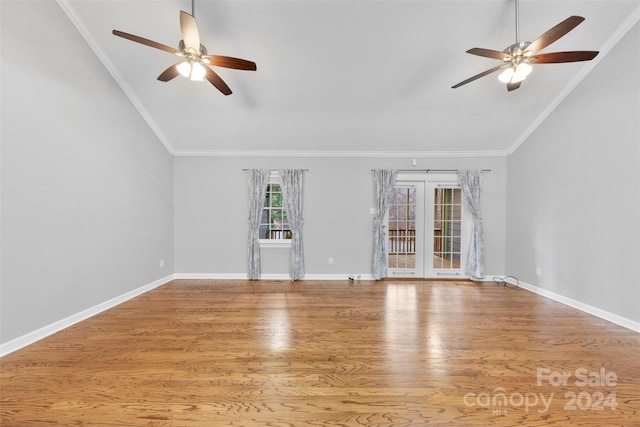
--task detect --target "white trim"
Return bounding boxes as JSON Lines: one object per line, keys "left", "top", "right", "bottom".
{"left": 315, "top": 274, "right": 375, "bottom": 281}
{"left": 260, "top": 172, "right": 291, "bottom": 247}
{"left": 174, "top": 273, "right": 375, "bottom": 281}
{"left": 516, "top": 280, "right": 640, "bottom": 333}
{"left": 474, "top": 274, "right": 512, "bottom": 283}
{"left": 56, "top": 0, "right": 176, "bottom": 155}
{"left": 507, "top": 5, "right": 640, "bottom": 156}
{"left": 0, "top": 274, "right": 175, "bottom": 357}
{"left": 174, "top": 273, "right": 248, "bottom": 280}
{"left": 260, "top": 240, "right": 292, "bottom": 248}
{"left": 387, "top": 180, "right": 426, "bottom": 278}
{"left": 173, "top": 149, "right": 508, "bottom": 158}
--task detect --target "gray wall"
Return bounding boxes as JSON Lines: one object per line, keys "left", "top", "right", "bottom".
{"left": 174, "top": 156, "right": 506, "bottom": 276}
{"left": 1, "top": 1, "right": 174, "bottom": 344}
{"left": 506, "top": 23, "right": 640, "bottom": 322}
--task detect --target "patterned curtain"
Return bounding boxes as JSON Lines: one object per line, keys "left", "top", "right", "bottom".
{"left": 458, "top": 169, "right": 485, "bottom": 280}
{"left": 372, "top": 169, "right": 398, "bottom": 280}
{"left": 247, "top": 169, "right": 270, "bottom": 280}
{"left": 281, "top": 169, "right": 305, "bottom": 280}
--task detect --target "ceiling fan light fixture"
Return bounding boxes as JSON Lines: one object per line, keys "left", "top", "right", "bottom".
{"left": 498, "top": 67, "right": 514, "bottom": 83}
{"left": 177, "top": 60, "right": 206, "bottom": 81}
{"left": 189, "top": 62, "right": 206, "bottom": 81}
{"left": 512, "top": 62, "right": 532, "bottom": 83}
{"left": 498, "top": 62, "right": 532, "bottom": 84}
{"left": 177, "top": 61, "right": 192, "bottom": 78}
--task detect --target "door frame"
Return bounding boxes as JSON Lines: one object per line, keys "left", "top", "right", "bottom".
{"left": 424, "top": 174, "right": 469, "bottom": 278}
{"left": 385, "top": 173, "right": 471, "bottom": 279}
{"left": 386, "top": 178, "right": 425, "bottom": 278}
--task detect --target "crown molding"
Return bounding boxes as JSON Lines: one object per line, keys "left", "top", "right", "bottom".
{"left": 57, "top": 0, "right": 637, "bottom": 160}
{"left": 172, "top": 149, "right": 508, "bottom": 158}
{"left": 507, "top": 4, "right": 640, "bottom": 156}
{"left": 56, "top": 0, "right": 176, "bottom": 155}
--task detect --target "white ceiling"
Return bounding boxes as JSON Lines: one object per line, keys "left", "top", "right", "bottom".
{"left": 58, "top": 0, "right": 639, "bottom": 156}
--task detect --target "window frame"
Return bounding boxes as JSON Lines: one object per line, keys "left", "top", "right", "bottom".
{"left": 259, "top": 171, "right": 292, "bottom": 248}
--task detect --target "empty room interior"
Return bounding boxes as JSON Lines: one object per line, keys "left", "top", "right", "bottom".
{"left": 1, "top": 0, "right": 639, "bottom": 425}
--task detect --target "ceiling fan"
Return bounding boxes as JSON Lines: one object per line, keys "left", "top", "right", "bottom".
{"left": 112, "top": 0, "right": 256, "bottom": 96}
{"left": 452, "top": 0, "right": 598, "bottom": 91}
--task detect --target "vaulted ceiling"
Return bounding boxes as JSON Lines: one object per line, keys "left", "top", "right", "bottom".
{"left": 58, "top": 0, "right": 639, "bottom": 156}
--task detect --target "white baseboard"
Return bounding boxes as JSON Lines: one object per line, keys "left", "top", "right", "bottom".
{"left": 475, "top": 274, "right": 514, "bottom": 283}
{"left": 0, "top": 274, "right": 175, "bottom": 357}
{"left": 174, "top": 273, "right": 247, "bottom": 280}
{"left": 304, "top": 274, "right": 375, "bottom": 281}
{"left": 517, "top": 280, "right": 640, "bottom": 333}
{"left": 174, "top": 273, "right": 375, "bottom": 281}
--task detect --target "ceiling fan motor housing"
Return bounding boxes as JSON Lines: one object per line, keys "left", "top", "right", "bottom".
{"left": 178, "top": 40, "right": 208, "bottom": 56}
{"left": 504, "top": 42, "right": 531, "bottom": 59}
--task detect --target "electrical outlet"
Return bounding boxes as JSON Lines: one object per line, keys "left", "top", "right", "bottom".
{"left": 160, "top": 260, "right": 165, "bottom": 268}
{"left": 536, "top": 267, "right": 542, "bottom": 276}
{"left": 328, "top": 257, "right": 334, "bottom": 265}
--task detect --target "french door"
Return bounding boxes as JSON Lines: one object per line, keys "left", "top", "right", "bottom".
{"left": 387, "top": 175, "right": 467, "bottom": 278}
{"left": 425, "top": 181, "right": 466, "bottom": 278}
{"left": 387, "top": 182, "right": 424, "bottom": 278}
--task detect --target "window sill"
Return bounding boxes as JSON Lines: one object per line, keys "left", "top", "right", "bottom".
{"left": 259, "top": 240, "right": 292, "bottom": 249}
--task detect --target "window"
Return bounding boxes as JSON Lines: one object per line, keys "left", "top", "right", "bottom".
{"left": 433, "top": 187, "right": 462, "bottom": 270}
{"left": 259, "top": 174, "right": 291, "bottom": 246}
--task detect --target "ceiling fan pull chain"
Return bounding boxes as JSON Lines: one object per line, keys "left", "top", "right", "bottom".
{"left": 515, "top": 0, "right": 520, "bottom": 44}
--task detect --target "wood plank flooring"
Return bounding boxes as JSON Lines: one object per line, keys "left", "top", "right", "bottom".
{"left": 1, "top": 280, "right": 639, "bottom": 426}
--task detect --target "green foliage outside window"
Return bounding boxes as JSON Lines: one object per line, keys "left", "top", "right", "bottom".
{"left": 261, "top": 184, "right": 290, "bottom": 239}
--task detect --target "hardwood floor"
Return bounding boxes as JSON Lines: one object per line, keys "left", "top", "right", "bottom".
{"left": 1, "top": 280, "right": 638, "bottom": 426}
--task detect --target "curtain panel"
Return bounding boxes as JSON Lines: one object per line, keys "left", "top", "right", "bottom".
{"left": 458, "top": 169, "right": 486, "bottom": 280}
{"left": 372, "top": 169, "right": 398, "bottom": 280}
{"left": 281, "top": 169, "right": 305, "bottom": 280}
{"left": 247, "top": 169, "right": 270, "bottom": 280}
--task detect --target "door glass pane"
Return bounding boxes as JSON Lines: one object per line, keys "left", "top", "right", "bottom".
{"left": 388, "top": 186, "right": 416, "bottom": 269}
{"left": 433, "top": 187, "right": 462, "bottom": 271}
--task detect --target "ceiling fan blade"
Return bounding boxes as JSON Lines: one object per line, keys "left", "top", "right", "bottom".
{"left": 531, "top": 51, "right": 599, "bottom": 64}
{"left": 180, "top": 11, "right": 200, "bottom": 52}
{"left": 452, "top": 64, "right": 508, "bottom": 89}
{"left": 204, "top": 66, "right": 232, "bottom": 95}
{"left": 112, "top": 30, "right": 178, "bottom": 54}
{"left": 466, "top": 48, "right": 511, "bottom": 61}
{"left": 157, "top": 63, "right": 181, "bottom": 82}
{"left": 527, "top": 16, "right": 585, "bottom": 53}
{"left": 207, "top": 55, "right": 257, "bottom": 71}
{"left": 507, "top": 81, "right": 521, "bottom": 91}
